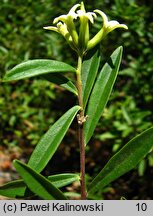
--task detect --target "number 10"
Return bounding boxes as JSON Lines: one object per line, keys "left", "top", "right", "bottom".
{"left": 136, "top": 203, "right": 147, "bottom": 211}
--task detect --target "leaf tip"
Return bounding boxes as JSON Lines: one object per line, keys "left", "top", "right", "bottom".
{"left": 118, "top": 46, "right": 123, "bottom": 53}
{"left": 13, "top": 159, "right": 21, "bottom": 168}
{"left": 13, "top": 159, "right": 17, "bottom": 164}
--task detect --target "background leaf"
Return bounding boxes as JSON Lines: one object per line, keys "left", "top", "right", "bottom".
{"left": 3, "top": 59, "right": 76, "bottom": 81}
{"left": 88, "top": 126, "right": 153, "bottom": 194}
{"left": 82, "top": 47, "right": 101, "bottom": 108}
{"left": 13, "top": 160, "right": 67, "bottom": 200}
{"left": 0, "top": 173, "right": 79, "bottom": 198}
{"left": 28, "top": 105, "right": 80, "bottom": 172}
{"left": 84, "top": 46, "right": 123, "bottom": 144}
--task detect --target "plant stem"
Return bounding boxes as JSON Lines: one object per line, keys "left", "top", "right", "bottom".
{"left": 78, "top": 122, "right": 86, "bottom": 200}
{"left": 76, "top": 55, "right": 86, "bottom": 200}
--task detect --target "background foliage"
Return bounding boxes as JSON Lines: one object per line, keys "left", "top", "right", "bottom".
{"left": 0, "top": 0, "right": 153, "bottom": 199}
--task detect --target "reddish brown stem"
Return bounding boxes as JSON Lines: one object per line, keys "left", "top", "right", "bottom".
{"left": 78, "top": 124, "right": 86, "bottom": 200}
{"left": 76, "top": 55, "right": 86, "bottom": 200}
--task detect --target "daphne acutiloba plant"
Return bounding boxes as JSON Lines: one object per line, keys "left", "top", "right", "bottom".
{"left": 1, "top": 2, "right": 153, "bottom": 200}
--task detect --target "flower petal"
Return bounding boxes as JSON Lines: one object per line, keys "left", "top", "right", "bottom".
{"left": 43, "top": 26, "right": 59, "bottom": 33}
{"left": 94, "top": 9, "right": 108, "bottom": 27}
{"left": 76, "top": 10, "right": 97, "bottom": 24}
{"left": 69, "top": 3, "right": 80, "bottom": 14}
{"left": 53, "top": 15, "right": 67, "bottom": 24}
{"left": 86, "top": 12, "right": 97, "bottom": 23}
{"left": 107, "top": 21, "right": 128, "bottom": 32}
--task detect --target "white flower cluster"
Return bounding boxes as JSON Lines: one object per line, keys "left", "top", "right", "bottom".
{"left": 44, "top": 2, "right": 128, "bottom": 55}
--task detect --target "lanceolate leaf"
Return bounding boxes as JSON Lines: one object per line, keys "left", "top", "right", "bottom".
{"left": 0, "top": 173, "right": 79, "bottom": 198}
{"left": 3, "top": 59, "right": 76, "bottom": 81}
{"left": 28, "top": 105, "right": 80, "bottom": 172}
{"left": 81, "top": 47, "right": 101, "bottom": 109}
{"left": 88, "top": 126, "right": 153, "bottom": 194}
{"left": 43, "top": 73, "right": 78, "bottom": 95}
{"left": 13, "top": 160, "right": 67, "bottom": 200}
{"left": 0, "top": 180, "right": 32, "bottom": 198}
{"left": 84, "top": 46, "right": 123, "bottom": 145}
{"left": 48, "top": 173, "right": 80, "bottom": 188}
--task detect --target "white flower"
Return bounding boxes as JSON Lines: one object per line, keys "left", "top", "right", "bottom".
{"left": 76, "top": 9, "right": 96, "bottom": 24}
{"left": 53, "top": 4, "right": 80, "bottom": 46}
{"left": 87, "top": 10, "right": 128, "bottom": 50}
{"left": 44, "top": 4, "right": 80, "bottom": 50}
{"left": 44, "top": 3, "right": 128, "bottom": 54}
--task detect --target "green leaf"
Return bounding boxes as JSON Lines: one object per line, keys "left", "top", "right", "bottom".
{"left": 88, "top": 126, "right": 153, "bottom": 194}
{"left": 84, "top": 46, "right": 123, "bottom": 144}
{"left": 82, "top": 47, "right": 100, "bottom": 109}
{"left": 13, "top": 160, "right": 67, "bottom": 200}
{"left": 3, "top": 59, "right": 76, "bottom": 81}
{"left": 43, "top": 73, "right": 78, "bottom": 95}
{"left": 0, "top": 180, "right": 32, "bottom": 198}
{"left": 28, "top": 105, "right": 80, "bottom": 172}
{"left": 48, "top": 173, "right": 80, "bottom": 188}
{"left": 0, "top": 173, "right": 79, "bottom": 198}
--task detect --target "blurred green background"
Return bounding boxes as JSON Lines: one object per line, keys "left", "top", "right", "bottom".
{"left": 0, "top": 0, "right": 153, "bottom": 199}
